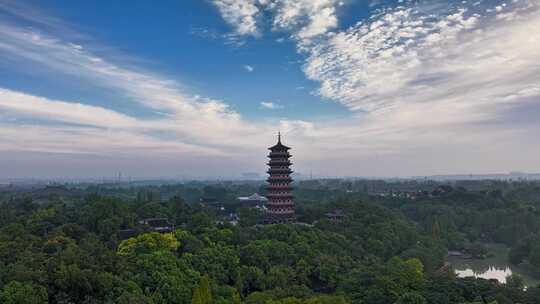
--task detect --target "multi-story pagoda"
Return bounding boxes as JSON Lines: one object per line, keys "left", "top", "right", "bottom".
{"left": 265, "top": 132, "right": 295, "bottom": 224}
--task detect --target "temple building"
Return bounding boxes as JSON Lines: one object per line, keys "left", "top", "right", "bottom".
{"left": 237, "top": 193, "right": 267, "bottom": 209}
{"left": 265, "top": 132, "right": 295, "bottom": 223}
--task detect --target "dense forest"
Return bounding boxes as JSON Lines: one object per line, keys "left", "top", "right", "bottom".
{"left": 0, "top": 180, "right": 540, "bottom": 303}
{"left": 380, "top": 185, "right": 540, "bottom": 272}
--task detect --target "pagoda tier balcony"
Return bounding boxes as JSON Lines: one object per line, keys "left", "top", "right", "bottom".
{"left": 268, "top": 176, "right": 291, "bottom": 179}
{"left": 267, "top": 178, "right": 293, "bottom": 183}
{"left": 267, "top": 168, "right": 293, "bottom": 174}
{"left": 267, "top": 174, "right": 292, "bottom": 178}
{"left": 267, "top": 196, "right": 293, "bottom": 201}
{"left": 268, "top": 204, "right": 294, "bottom": 208}
{"left": 268, "top": 154, "right": 290, "bottom": 158}
{"left": 267, "top": 185, "right": 293, "bottom": 191}
{"left": 267, "top": 184, "right": 292, "bottom": 189}
{"left": 267, "top": 160, "right": 292, "bottom": 166}
{"left": 267, "top": 199, "right": 294, "bottom": 205}
{"left": 266, "top": 178, "right": 292, "bottom": 188}
{"left": 268, "top": 167, "right": 292, "bottom": 172}
{"left": 267, "top": 157, "right": 292, "bottom": 162}
{"left": 267, "top": 203, "right": 294, "bottom": 208}
{"left": 266, "top": 193, "right": 294, "bottom": 199}
{"left": 267, "top": 181, "right": 292, "bottom": 186}
{"left": 267, "top": 212, "right": 295, "bottom": 217}
{"left": 267, "top": 173, "right": 293, "bottom": 178}
{"left": 266, "top": 196, "right": 293, "bottom": 201}
{"left": 268, "top": 157, "right": 291, "bottom": 162}
{"left": 266, "top": 187, "right": 293, "bottom": 195}
{"left": 266, "top": 191, "right": 293, "bottom": 196}
{"left": 267, "top": 165, "right": 292, "bottom": 169}
{"left": 267, "top": 186, "right": 292, "bottom": 190}
{"left": 268, "top": 151, "right": 292, "bottom": 157}
{"left": 267, "top": 207, "right": 295, "bottom": 214}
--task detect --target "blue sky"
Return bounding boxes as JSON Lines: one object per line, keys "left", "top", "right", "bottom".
{"left": 0, "top": 0, "right": 539, "bottom": 179}
{"left": 0, "top": 0, "right": 348, "bottom": 120}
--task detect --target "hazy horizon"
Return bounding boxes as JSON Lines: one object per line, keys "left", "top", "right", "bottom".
{"left": 1, "top": 0, "right": 539, "bottom": 178}
{"left": 2, "top": 170, "right": 540, "bottom": 182}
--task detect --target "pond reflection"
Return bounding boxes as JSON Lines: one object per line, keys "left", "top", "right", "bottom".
{"left": 447, "top": 244, "right": 540, "bottom": 287}
{"left": 454, "top": 266, "right": 512, "bottom": 283}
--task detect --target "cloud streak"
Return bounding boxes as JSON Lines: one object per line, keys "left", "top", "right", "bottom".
{"left": 260, "top": 101, "right": 283, "bottom": 109}
{"left": 0, "top": 20, "right": 271, "bottom": 150}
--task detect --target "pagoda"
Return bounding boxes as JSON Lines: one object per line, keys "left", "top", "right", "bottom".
{"left": 265, "top": 132, "right": 295, "bottom": 223}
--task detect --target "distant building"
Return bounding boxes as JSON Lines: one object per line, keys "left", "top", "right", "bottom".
{"left": 447, "top": 251, "right": 464, "bottom": 257}
{"left": 139, "top": 218, "right": 174, "bottom": 233}
{"left": 325, "top": 209, "right": 346, "bottom": 222}
{"left": 237, "top": 193, "right": 267, "bottom": 208}
{"left": 265, "top": 133, "right": 295, "bottom": 224}
{"left": 215, "top": 213, "right": 240, "bottom": 226}
{"left": 200, "top": 197, "right": 225, "bottom": 212}
{"left": 227, "top": 213, "right": 240, "bottom": 225}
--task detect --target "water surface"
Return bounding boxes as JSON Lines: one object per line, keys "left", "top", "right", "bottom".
{"left": 448, "top": 244, "right": 540, "bottom": 287}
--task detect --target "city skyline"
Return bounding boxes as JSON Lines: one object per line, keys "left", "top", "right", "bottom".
{"left": 1, "top": 0, "right": 540, "bottom": 178}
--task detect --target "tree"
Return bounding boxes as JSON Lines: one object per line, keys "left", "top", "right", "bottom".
{"left": 189, "top": 245, "right": 239, "bottom": 284}
{"left": 129, "top": 251, "right": 199, "bottom": 304}
{"left": 529, "top": 244, "right": 540, "bottom": 268}
{"left": 0, "top": 281, "right": 48, "bottom": 304}
{"left": 235, "top": 266, "right": 265, "bottom": 297}
{"left": 52, "top": 263, "right": 94, "bottom": 301}
{"left": 506, "top": 274, "right": 525, "bottom": 290}
{"left": 468, "top": 243, "right": 488, "bottom": 259}
{"left": 304, "top": 295, "right": 348, "bottom": 304}
{"left": 396, "top": 292, "right": 427, "bottom": 304}
{"left": 264, "top": 266, "right": 296, "bottom": 290}
{"left": 238, "top": 207, "right": 263, "bottom": 227}
{"left": 432, "top": 220, "right": 441, "bottom": 241}
{"left": 188, "top": 212, "right": 213, "bottom": 233}
{"left": 117, "top": 232, "right": 179, "bottom": 256}
{"left": 386, "top": 257, "right": 426, "bottom": 292}
{"left": 192, "top": 275, "right": 213, "bottom": 304}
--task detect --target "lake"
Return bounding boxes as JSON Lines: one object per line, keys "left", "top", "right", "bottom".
{"left": 447, "top": 244, "right": 540, "bottom": 287}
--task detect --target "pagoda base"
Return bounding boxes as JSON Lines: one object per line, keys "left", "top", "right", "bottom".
{"left": 263, "top": 213, "right": 296, "bottom": 224}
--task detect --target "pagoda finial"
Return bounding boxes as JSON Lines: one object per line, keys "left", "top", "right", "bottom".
{"left": 278, "top": 131, "right": 281, "bottom": 143}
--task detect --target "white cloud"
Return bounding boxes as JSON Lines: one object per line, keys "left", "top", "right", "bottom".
{"left": 212, "top": 0, "right": 262, "bottom": 36}
{"left": 290, "top": 0, "right": 540, "bottom": 175}
{"left": 212, "top": 0, "right": 343, "bottom": 45}
{"left": 243, "top": 64, "right": 255, "bottom": 72}
{"left": 0, "top": 23, "right": 269, "bottom": 148}
{"left": 304, "top": 1, "right": 540, "bottom": 116}
{"left": 212, "top": 0, "right": 540, "bottom": 176}
{"left": 0, "top": 24, "right": 218, "bottom": 115}
{"left": 0, "top": 89, "right": 138, "bottom": 128}
{"left": 270, "top": 0, "right": 341, "bottom": 41}
{"left": 0, "top": 87, "right": 282, "bottom": 167}
{"left": 260, "top": 101, "right": 283, "bottom": 109}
